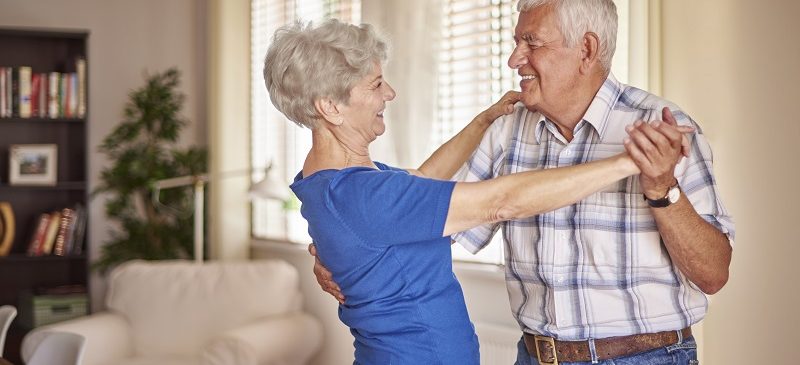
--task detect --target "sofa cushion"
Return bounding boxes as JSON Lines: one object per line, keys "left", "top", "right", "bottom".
{"left": 105, "top": 260, "right": 301, "bottom": 357}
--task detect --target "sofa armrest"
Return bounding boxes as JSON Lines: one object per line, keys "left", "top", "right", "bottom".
{"left": 202, "top": 312, "right": 323, "bottom": 365}
{"left": 22, "top": 311, "right": 133, "bottom": 365}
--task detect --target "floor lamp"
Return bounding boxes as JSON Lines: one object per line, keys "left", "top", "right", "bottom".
{"left": 152, "top": 163, "right": 290, "bottom": 263}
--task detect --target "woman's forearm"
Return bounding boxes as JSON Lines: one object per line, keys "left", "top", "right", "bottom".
{"left": 414, "top": 91, "right": 520, "bottom": 180}
{"left": 443, "top": 153, "right": 639, "bottom": 236}
{"left": 416, "top": 114, "right": 492, "bottom": 179}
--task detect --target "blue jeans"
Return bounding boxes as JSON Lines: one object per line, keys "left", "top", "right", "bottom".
{"left": 515, "top": 335, "right": 699, "bottom": 365}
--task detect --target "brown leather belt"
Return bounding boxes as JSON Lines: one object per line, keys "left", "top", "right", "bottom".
{"left": 523, "top": 327, "right": 692, "bottom": 364}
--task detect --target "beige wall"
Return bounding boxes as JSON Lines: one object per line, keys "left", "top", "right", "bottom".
{"left": 5, "top": 1, "right": 798, "bottom": 363}
{"left": 258, "top": 1, "right": 800, "bottom": 364}
{"left": 662, "top": 0, "right": 800, "bottom": 363}
{"left": 0, "top": 0, "right": 208, "bottom": 310}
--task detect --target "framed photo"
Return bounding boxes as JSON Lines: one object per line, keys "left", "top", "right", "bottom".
{"left": 9, "top": 144, "right": 58, "bottom": 186}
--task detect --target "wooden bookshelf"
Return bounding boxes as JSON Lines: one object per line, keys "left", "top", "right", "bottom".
{"left": 0, "top": 27, "right": 89, "bottom": 364}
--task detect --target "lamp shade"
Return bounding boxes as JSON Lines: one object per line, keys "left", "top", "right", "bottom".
{"left": 248, "top": 169, "right": 291, "bottom": 201}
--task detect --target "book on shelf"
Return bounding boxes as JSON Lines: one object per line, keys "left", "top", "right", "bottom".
{"left": 6, "top": 67, "right": 12, "bottom": 117}
{"left": 68, "top": 73, "right": 78, "bottom": 117}
{"left": 69, "top": 204, "right": 86, "bottom": 255}
{"left": 48, "top": 71, "right": 59, "bottom": 118}
{"left": 25, "top": 205, "right": 87, "bottom": 257}
{"left": 27, "top": 213, "right": 50, "bottom": 256}
{"left": 18, "top": 66, "right": 32, "bottom": 118}
{"left": 0, "top": 67, "right": 6, "bottom": 117}
{"left": 0, "top": 60, "right": 85, "bottom": 119}
{"left": 76, "top": 58, "right": 86, "bottom": 118}
{"left": 52, "top": 207, "right": 74, "bottom": 256}
{"left": 31, "top": 72, "right": 41, "bottom": 117}
{"left": 4, "top": 67, "right": 12, "bottom": 118}
{"left": 59, "top": 72, "right": 67, "bottom": 118}
{"left": 10, "top": 66, "right": 19, "bottom": 117}
{"left": 40, "top": 210, "right": 61, "bottom": 255}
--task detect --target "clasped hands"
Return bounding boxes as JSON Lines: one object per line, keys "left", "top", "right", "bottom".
{"left": 624, "top": 107, "right": 695, "bottom": 200}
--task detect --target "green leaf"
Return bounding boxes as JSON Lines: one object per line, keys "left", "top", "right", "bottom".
{"left": 92, "top": 67, "right": 209, "bottom": 273}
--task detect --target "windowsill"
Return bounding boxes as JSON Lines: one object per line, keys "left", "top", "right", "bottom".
{"left": 251, "top": 237, "right": 505, "bottom": 279}
{"left": 252, "top": 237, "right": 307, "bottom": 252}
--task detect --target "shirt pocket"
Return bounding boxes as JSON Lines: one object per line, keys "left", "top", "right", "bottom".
{"left": 576, "top": 188, "right": 673, "bottom": 272}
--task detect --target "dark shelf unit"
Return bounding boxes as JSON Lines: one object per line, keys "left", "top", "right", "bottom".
{"left": 0, "top": 27, "right": 89, "bottom": 364}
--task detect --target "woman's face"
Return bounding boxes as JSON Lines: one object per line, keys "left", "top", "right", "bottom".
{"left": 338, "top": 62, "right": 396, "bottom": 141}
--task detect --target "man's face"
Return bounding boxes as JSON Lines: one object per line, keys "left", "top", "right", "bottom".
{"left": 508, "top": 5, "right": 583, "bottom": 117}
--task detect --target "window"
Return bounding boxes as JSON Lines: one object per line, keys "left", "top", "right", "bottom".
{"left": 437, "top": 0, "right": 516, "bottom": 265}
{"left": 438, "top": 0, "right": 633, "bottom": 264}
{"left": 250, "top": 0, "right": 360, "bottom": 243}
{"left": 251, "top": 0, "right": 644, "bottom": 261}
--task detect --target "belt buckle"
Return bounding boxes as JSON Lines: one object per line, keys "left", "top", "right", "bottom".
{"left": 533, "top": 335, "right": 559, "bottom": 365}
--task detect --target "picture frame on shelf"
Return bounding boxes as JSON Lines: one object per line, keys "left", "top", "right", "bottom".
{"left": 9, "top": 144, "right": 58, "bottom": 186}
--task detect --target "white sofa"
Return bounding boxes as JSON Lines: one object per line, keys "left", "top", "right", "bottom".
{"left": 21, "top": 260, "right": 323, "bottom": 365}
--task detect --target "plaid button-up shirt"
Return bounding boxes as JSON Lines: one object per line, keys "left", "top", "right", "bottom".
{"left": 453, "top": 74, "right": 735, "bottom": 340}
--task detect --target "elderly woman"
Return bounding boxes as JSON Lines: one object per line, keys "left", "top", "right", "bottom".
{"left": 263, "top": 20, "right": 642, "bottom": 365}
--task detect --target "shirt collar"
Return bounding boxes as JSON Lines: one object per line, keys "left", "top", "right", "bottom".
{"left": 533, "top": 73, "right": 624, "bottom": 142}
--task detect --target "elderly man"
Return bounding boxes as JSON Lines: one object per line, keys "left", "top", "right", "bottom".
{"left": 313, "top": 0, "right": 734, "bottom": 364}
{"left": 455, "top": 0, "right": 734, "bottom": 363}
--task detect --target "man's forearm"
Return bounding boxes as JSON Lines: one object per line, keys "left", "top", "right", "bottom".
{"left": 652, "top": 195, "right": 732, "bottom": 294}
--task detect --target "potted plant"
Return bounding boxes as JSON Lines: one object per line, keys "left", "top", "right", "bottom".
{"left": 93, "top": 68, "right": 207, "bottom": 272}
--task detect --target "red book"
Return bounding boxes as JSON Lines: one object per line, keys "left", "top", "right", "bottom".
{"left": 31, "top": 73, "right": 41, "bottom": 117}
{"left": 27, "top": 213, "right": 51, "bottom": 256}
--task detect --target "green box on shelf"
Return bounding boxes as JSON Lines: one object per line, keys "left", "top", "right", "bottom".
{"left": 19, "top": 290, "right": 88, "bottom": 328}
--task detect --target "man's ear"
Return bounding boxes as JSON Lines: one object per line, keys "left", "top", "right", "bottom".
{"left": 580, "top": 32, "right": 601, "bottom": 74}
{"left": 314, "top": 98, "right": 344, "bottom": 126}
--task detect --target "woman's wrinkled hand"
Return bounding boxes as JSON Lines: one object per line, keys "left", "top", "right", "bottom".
{"left": 479, "top": 90, "right": 522, "bottom": 125}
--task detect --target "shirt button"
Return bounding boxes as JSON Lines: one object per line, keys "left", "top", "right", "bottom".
{"left": 564, "top": 148, "right": 571, "bottom": 156}
{"left": 557, "top": 275, "right": 566, "bottom": 283}
{"left": 560, "top": 232, "right": 568, "bottom": 240}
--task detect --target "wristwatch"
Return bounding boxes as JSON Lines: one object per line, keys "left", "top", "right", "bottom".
{"left": 644, "top": 182, "right": 681, "bottom": 208}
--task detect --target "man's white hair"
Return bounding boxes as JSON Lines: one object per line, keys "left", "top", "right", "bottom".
{"left": 263, "top": 19, "right": 389, "bottom": 129}
{"left": 517, "top": 0, "right": 617, "bottom": 70}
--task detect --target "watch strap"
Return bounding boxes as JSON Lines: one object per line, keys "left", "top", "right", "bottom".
{"left": 643, "top": 183, "right": 680, "bottom": 208}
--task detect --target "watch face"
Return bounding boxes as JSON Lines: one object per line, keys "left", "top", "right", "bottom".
{"left": 667, "top": 186, "right": 681, "bottom": 203}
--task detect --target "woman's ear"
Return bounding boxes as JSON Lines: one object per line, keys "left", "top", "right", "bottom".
{"left": 314, "top": 98, "right": 344, "bottom": 126}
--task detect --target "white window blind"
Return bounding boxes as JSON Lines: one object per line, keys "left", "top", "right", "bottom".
{"left": 251, "top": 0, "right": 360, "bottom": 243}
{"left": 435, "top": 0, "right": 517, "bottom": 148}
{"left": 440, "top": 0, "right": 632, "bottom": 264}
{"left": 251, "top": 0, "right": 639, "bottom": 262}
{"left": 437, "top": 0, "right": 515, "bottom": 265}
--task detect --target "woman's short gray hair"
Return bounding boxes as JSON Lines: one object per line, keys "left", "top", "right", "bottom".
{"left": 518, "top": 0, "right": 617, "bottom": 70}
{"left": 263, "top": 19, "right": 389, "bottom": 129}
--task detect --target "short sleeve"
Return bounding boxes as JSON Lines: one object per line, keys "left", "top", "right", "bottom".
{"left": 326, "top": 168, "right": 456, "bottom": 247}
{"left": 673, "top": 113, "right": 736, "bottom": 243}
{"left": 451, "top": 110, "right": 517, "bottom": 253}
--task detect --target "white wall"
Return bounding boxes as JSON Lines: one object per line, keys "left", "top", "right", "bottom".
{"left": 661, "top": 0, "right": 800, "bottom": 363}
{"left": 0, "top": 0, "right": 208, "bottom": 310}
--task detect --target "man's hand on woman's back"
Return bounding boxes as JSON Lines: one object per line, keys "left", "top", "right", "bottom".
{"left": 309, "top": 243, "right": 346, "bottom": 304}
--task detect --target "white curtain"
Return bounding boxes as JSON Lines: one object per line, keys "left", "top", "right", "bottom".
{"left": 362, "top": 0, "right": 443, "bottom": 168}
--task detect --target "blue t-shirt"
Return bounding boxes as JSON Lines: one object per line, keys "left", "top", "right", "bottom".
{"left": 290, "top": 162, "right": 479, "bottom": 365}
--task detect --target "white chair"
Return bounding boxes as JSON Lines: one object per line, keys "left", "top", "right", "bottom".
{"left": 0, "top": 305, "right": 17, "bottom": 358}
{"left": 26, "top": 331, "right": 86, "bottom": 365}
